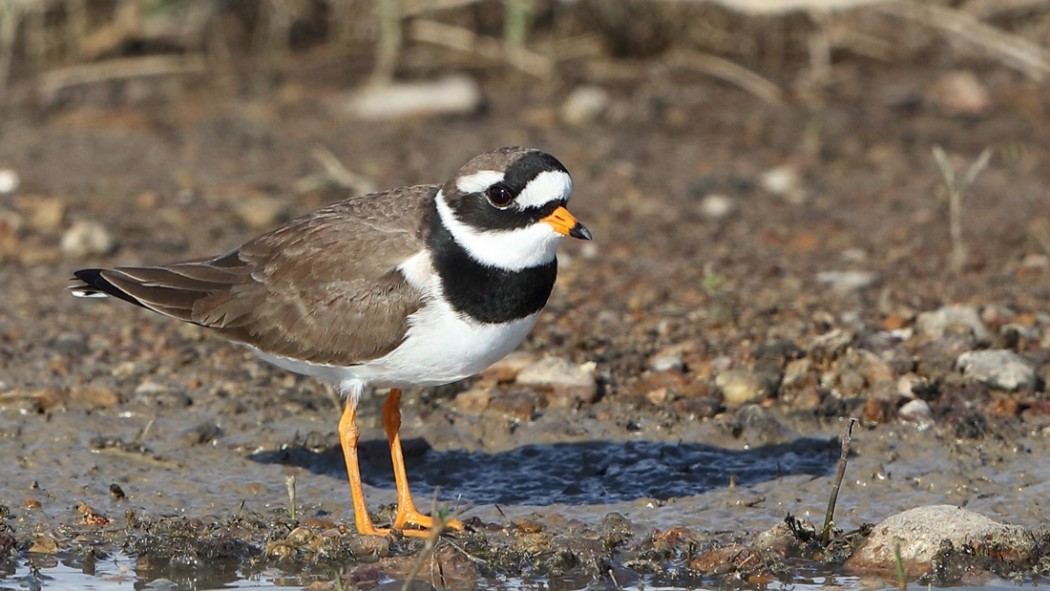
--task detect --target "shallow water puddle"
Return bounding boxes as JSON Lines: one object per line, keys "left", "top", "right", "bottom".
{"left": 0, "top": 553, "right": 283, "bottom": 591}
{"left": 3, "top": 554, "right": 1048, "bottom": 591}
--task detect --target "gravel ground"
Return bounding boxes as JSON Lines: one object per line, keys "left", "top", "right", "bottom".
{"left": 1, "top": 55, "right": 1049, "bottom": 590}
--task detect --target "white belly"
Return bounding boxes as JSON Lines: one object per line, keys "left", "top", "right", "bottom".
{"left": 350, "top": 302, "right": 539, "bottom": 387}
{"left": 252, "top": 303, "right": 538, "bottom": 390}
{"left": 249, "top": 250, "right": 542, "bottom": 396}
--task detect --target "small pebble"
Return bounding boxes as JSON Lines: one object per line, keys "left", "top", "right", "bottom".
{"left": 648, "top": 351, "right": 685, "bottom": 373}
{"left": 760, "top": 165, "right": 797, "bottom": 195}
{"left": 781, "top": 358, "right": 814, "bottom": 388}
{"left": 698, "top": 194, "right": 736, "bottom": 220}
{"left": 688, "top": 543, "right": 761, "bottom": 574}
{"left": 19, "top": 195, "right": 65, "bottom": 231}
{"left": 754, "top": 521, "right": 802, "bottom": 556}
{"left": 516, "top": 357, "right": 597, "bottom": 395}
{"left": 234, "top": 195, "right": 286, "bottom": 229}
{"left": 480, "top": 351, "right": 537, "bottom": 383}
{"left": 857, "top": 349, "right": 896, "bottom": 386}
{"left": 452, "top": 387, "right": 492, "bottom": 413}
{"left": 1020, "top": 253, "right": 1049, "bottom": 270}
{"left": 133, "top": 380, "right": 192, "bottom": 407}
{"left": 0, "top": 209, "right": 24, "bottom": 242}
{"left": 898, "top": 398, "right": 933, "bottom": 426}
{"left": 957, "top": 349, "right": 1037, "bottom": 391}
{"left": 29, "top": 534, "right": 59, "bottom": 554}
{"left": 815, "top": 270, "right": 878, "bottom": 292}
{"left": 915, "top": 305, "right": 989, "bottom": 341}
{"left": 715, "top": 369, "right": 771, "bottom": 409}
{"left": 516, "top": 359, "right": 600, "bottom": 409}
{"left": 0, "top": 169, "right": 18, "bottom": 194}
{"left": 560, "top": 85, "right": 610, "bottom": 126}
{"left": 487, "top": 389, "right": 539, "bottom": 419}
{"left": 61, "top": 219, "right": 116, "bottom": 257}
{"left": 760, "top": 165, "right": 804, "bottom": 204}
{"left": 179, "top": 422, "right": 222, "bottom": 446}
{"left": 925, "top": 70, "right": 992, "bottom": 117}
{"left": 68, "top": 386, "right": 120, "bottom": 407}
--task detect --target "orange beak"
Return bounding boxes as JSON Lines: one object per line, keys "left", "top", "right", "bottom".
{"left": 541, "top": 205, "right": 592, "bottom": 240}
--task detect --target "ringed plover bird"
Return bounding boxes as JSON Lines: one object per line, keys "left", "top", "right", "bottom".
{"left": 70, "top": 146, "right": 591, "bottom": 537}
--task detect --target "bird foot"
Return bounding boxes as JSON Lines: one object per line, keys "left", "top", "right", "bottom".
{"left": 394, "top": 509, "right": 464, "bottom": 536}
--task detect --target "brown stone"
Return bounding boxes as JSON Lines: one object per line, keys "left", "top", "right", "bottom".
{"left": 69, "top": 386, "right": 120, "bottom": 407}
{"left": 453, "top": 388, "right": 492, "bottom": 413}
{"left": 689, "top": 543, "right": 762, "bottom": 574}
{"left": 480, "top": 351, "right": 538, "bottom": 383}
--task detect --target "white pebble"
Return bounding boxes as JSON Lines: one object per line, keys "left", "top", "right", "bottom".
{"left": 61, "top": 220, "right": 116, "bottom": 257}
{"left": 899, "top": 398, "right": 933, "bottom": 427}
{"left": 760, "top": 165, "right": 798, "bottom": 196}
{"left": 698, "top": 194, "right": 736, "bottom": 220}
{"left": 0, "top": 169, "right": 19, "bottom": 194}
{"left": 339, "top": 75, "right": 483, "bottom": 121}
{"left": 815, "top": 270, "right": 878, "bottom": 292}
{"left": 561, "top": 85, "right": 610, "bottom": 126}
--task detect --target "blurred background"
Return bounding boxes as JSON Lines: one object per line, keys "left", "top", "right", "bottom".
{"left": 1, "top": 0, "right": 1047, "bottom": 404}
{"left": 1, "top": 1, "right": 1050, "bottom": 588}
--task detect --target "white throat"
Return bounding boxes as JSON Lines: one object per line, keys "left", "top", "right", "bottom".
{"left": 435, "top": 190, "right": 563, "bottom": 272}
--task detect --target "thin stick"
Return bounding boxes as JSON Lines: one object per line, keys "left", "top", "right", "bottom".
{"left": 372, "top": 0, "right": 402, "bottom": 86}
{"left": 38, "top": 55, "right": 206, "bottom": 99}
{"left": 308, "top": 147, "right": 377, "bottom": 194}
{"left": 286, "top": 475, "right": 297, "bottom": 521}
{"left": 895, "top": 542, "right": 907, "bottom": 590}
{"left": 666, "top": 49, "right": 786, "bottom": 107}
{"left": 0, "top": 0, "right": 28, "bottom": 95}
{"left": 503, "top": 0, "right": 531, "bottom": 47}
{"left": 820, "top": 417, "right": 857, "bottom": 545}
{"left": 879, "top": 1, "right": 1050, "bottom": 82}
{"left": 932, "top": 145, "right": 993, "bottom": 274}
{"left": 407, "top": 19, "right": 552, "bottom": 78}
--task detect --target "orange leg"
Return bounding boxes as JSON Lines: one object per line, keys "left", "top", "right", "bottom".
{"left": 338, "top": 402, "right": 390, "bottom": 537}
{"left": 383, "top": 388, "right": 463, "bottom": 536}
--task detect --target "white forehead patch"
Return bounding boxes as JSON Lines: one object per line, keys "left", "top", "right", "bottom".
{"left": 455, "top": 168, "right": 573, "bottom": 211}
{"left": 456, "top": 170, "right": 505, "bottom": 194}
{"left": 515, "top": 170, "right": 573, "bottom": 210}
{"left": 435, "top": 190, "right": 563, "bottom": 271}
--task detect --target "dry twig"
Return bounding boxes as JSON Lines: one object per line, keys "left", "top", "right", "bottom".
{"left": 879, "top": 0, "right": 1050, "bottom": 82}
{"left": 407, "top": 19, "right": 553, "bottom": 78}
{"left": 932, "top": 145, "right": 993, "bottom": 274}
{"left": 292, "top": 147, "right": 378, "bottom": 195}
{"left": 820, "top": 417, "right": 856, "bottom": 545}
{"left": 666, "top": 48, "right": 786, "bottom": 106}
{"left": 964, "top": 0, "right": 1050, "bottom": 19}
{"left": 371, "top": 0, "right": 402, "bottom": 86}
{"left": 38, "top": 55, "right": 206, "bottom": 100}
{"left": 0, "top": 0, "right": 30, "bottom": 95}
{"left": 285, "top": 475, "right": 297, "bottom": 521}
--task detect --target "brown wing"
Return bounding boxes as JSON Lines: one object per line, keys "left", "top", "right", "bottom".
{"left": 72, "top": 185, "right": 438, "bottom": 366}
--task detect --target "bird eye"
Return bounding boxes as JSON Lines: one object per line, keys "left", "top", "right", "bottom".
{"left": 485, "top": 183, "right": 514, "bottom": 207}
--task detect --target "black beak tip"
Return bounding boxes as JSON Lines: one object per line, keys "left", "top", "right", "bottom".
{"left": 570, "top": 223, "right": 592, "bottom": 241}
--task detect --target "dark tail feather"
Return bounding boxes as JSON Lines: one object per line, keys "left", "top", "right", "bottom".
{"left": 70, "top": 269, "right": 147, "bottom": 308}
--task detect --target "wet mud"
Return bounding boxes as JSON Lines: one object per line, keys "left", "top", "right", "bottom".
{"left": 1, "top": 53, "right": 1050, "bottom": 589}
